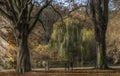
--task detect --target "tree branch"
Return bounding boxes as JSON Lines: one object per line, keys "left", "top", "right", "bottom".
{"left": 68, "top": 5, "right": 87, "bottom": 15}
{"left": 0, "top": 8, "right": 12, "bottom": 20}
{"left": 0, "top": 1, "right": 4, "bottom": 5}
{"left": 15, "top": 0, "right": 29, "bottom": 27}
{"left": 50, "top": 4, "right": 67, "bottom": 29}
{"left": 50, "top": 5, "right": 63, "bottom": 22}
{"left": 27, "top": 2, "right": 34, "bottom": 21}
{"left": 0, "top": 26, "right": 11, "bottom": 29}
{"left": 28, "top": 0, "right": 53, "bottom": 34}
{"left": 38, "top": 19, "right": 46, "bottom": 32}
{"left": 6, "top": 0, "right": 18, "bottom": 22}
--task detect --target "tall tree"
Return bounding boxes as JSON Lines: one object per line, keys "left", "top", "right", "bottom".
{"left": 0, "top": 0, "right": 52, "bottom": 73}
{"left": 90, "top": 0, "right": 109, "bottom": 69}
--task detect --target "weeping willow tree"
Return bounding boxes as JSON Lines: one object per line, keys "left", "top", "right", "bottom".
{"left": 80, "top": 28, "right": 96, "bottom": 66}
{"left": 49, "top": 17, "right": 82, "bottom": 62}
{"left": 49, "top": 14, "right": 96, "bottom": 66}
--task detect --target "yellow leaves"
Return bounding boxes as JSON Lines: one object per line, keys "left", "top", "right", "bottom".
{"left": 34, "top": 45, "right": 50, "bottom": 57}
{"left": 82, "top": 28, "right": 94, "bottom": 41}
{"left": 9, "top": 57, "right": 14, "bottom": 62}
{"left": 64, "top": 17, "right": 80, "bottom": 27}
{"left": 33, "top": 45, "right": 58, "bottom": 60}
{"left": 35, "top": 45, "right": 47, "bottom": 52}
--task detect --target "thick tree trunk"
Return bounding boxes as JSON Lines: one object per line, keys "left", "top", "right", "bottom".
{"left": 80, "top": 48, "right": 84, "bottom": 66}
{"left": 90, "top": 0, "right": 109, "bottom": 69}
{"left": 16, "top": 25, "right": 31, "bottom": 73}
{"left": 96, "top": 30, "right": 108, "bottom": 69}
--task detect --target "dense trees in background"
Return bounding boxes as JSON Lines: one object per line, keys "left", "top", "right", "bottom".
{"left": 49, "top": 10, "right": 96, "bottom": 66}
{"left": 49, "top": 16, "right": 82, "bottom": 62}
{"left": 0, "top": 0, "right": 120, "bottom": 73}
{"left": 106, "top": 11, "right": 120, "bottom": 64}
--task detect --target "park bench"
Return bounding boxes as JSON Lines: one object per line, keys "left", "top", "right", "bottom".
{"left": 42, "top": 60, "right": 73, "bottom": 70}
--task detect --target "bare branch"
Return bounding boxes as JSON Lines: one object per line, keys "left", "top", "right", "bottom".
{"left": 0, "top": 8, "right": 12, "bottom": 20}
{"left": 27, "top": 2, "right": 34, "bottom": 21}
{"left": 38, "top": 19, "right": 46, "bottom": 32}
{"left": 68, "top": 5, "right": 87, "bottom": 15}
{"left": 50, "top": 4, "right": 65, "bottom": 28}
{"left": 0, "top": 26, "right": 11, "bottom": 29}
{"left": 50, "top": 5, "right": 63, "bottom": 21}
{"left": 28, "top": 0, "right": 53, "bottom": 34}
{"left": 0, "top": 1, "right": 4, "bottom": 5}
{"left": 15, "top": 0, "right": 30, "bottom": 27}
{"left": 6, "top": 0, "right": 18, "bottom": 22}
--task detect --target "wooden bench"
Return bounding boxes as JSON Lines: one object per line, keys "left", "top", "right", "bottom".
{"left": 42, "top": 60, "right": 74, "bottom": 70}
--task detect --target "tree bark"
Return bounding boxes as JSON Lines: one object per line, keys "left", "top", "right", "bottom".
{"left": 90, "top": 0, "right": 109, "bottom": 69}
{"left": 16, "top": 24, "right": 31, "bottom": 73}
{"left": 0, "top": 0, "right": 52, "bottom": 73}
{"left": 96, "top": 30, "right": 108, "bottom": 69}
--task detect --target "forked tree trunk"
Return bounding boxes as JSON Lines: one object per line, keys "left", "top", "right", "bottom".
{"left": 16, "top": 24, "right": 31, "bottom": 73}
{"left": 90, "top": 0, "right": 109, "bottom": 69}
{"left": 96, "top": 30, "right": 108, "bottom": 69}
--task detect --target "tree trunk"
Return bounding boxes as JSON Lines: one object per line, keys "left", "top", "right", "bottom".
{"left": 16, "top": 24, "right": 31, "bottom": 73}
{"left": 90, "top": 0, "right": 109, "bottom": 69}
{"left": 80, "top": 48, "right": 84, "bottom": 67}
{"left": 96, "top": 30, "right": 108, "bottom": 69}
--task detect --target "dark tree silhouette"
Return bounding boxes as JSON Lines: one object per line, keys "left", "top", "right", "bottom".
{"left": 0, "top": 0, "right": 52, "bottom": 73}
{"left": 90, "top": 0, "right": 109, "bottom": 69}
